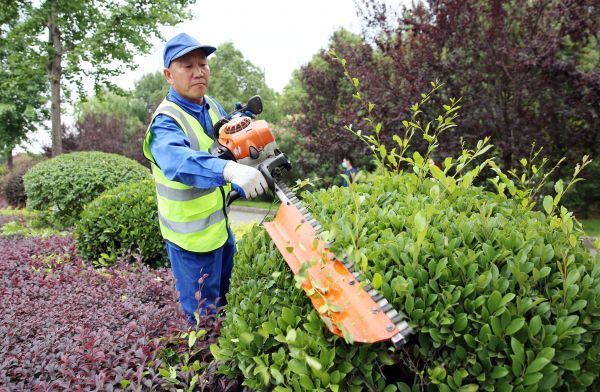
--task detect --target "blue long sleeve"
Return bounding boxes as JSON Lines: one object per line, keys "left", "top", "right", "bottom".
{"left": 148, "top": 88, "right": 230, "bottom": 189}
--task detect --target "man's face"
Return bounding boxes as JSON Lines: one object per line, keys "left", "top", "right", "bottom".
{"left": 164, "top": 49, "right": 210, "bottom": 103}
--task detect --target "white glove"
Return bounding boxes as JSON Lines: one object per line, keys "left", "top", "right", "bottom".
{"left": 222, "top": 161, "right": 268, "bottom": 199}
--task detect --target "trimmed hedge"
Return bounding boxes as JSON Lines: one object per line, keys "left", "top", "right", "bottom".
{"left": 213, "top": 174, "right": 600, "bottom": 391}
{"left": 75, "top": 179, "right": 167, "bottom": 268}
{"left": 23, "top": 151, "right": 149, "bottom": 227}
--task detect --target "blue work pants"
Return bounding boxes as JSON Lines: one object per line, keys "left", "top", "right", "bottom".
{"left": 166, "top": 230, "right": 236, "bottom": 324}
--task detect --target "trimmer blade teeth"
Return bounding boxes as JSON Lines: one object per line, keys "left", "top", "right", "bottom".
{"left": 367, "top": 289, "right": 378, "bottom": 297}
{"left": 377, "top": 298, "right": 389, "bottom": 308}
{"left": 390, "top": 314, "right": 403, "bottom": 325}
{"left": 371, "top": 293, "right": 384, "bottom": 302}
{"left": 390, "top": 320, "right": 414, "bottom": 348}
{"left": 391, "top": 332, "right": 407, "bottom": 347}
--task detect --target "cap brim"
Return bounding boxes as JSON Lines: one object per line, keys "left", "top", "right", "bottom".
{"left": 171, "top": 45, "right": 217, "bottom": 63}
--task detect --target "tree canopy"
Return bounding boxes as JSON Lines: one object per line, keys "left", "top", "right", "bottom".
{"left": 285, "top": 0, "right": 599, "bottom": 184}
{"left": 0, "top": 3, "right": 47, "bottom": 167}
{"left": 208, "top": 42, "right": 282, "bottom": 124}
{"left": 5, "top": 0, "right": 196, "bottom": 156}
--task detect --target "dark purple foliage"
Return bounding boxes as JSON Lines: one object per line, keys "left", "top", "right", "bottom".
{"left": 293, "top": 0, "right": 599, "bottom": 181}
{"left": 0, "top": 235, "right": 237, "bottom": 391}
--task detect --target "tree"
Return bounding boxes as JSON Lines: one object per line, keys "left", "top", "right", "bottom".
{"left": 282, "top": 28, "right": 381, "bottom": 184}
{"left": 131, "top": 71, "right": 169, "bottom": 119}
{"left": 208, "top": 42, "right": 282, "bottom": 124}
{"left": 356, "top": 0, "right": 600, "bottom": 167}
{"left": 67, "top": 72, "right": 169, "bottom": 164}
{"left": 7, "top": 0, "right": 196, "bottom": 157}
{"left": 0, "top": 2, "right": 47, "bottom": 169}
{"left": 288, "top": 1, "right": 599, "bottom": 184}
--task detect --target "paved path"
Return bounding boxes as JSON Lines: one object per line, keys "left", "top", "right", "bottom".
{"left": 228, "top": 206, "right": 274, "bottom": 225}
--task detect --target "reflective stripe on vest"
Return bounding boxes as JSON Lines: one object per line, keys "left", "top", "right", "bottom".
{"left": 158, "top": 209, "right": 225, "bottom": 233}
{"left": 142, "top": 96, "right": 231, "bottom": 252}
{"left": 155, "top": 182, "right": 214, "bottom": 201}
{"left": 156, "top": 105, "right": 202, "bottom": 150}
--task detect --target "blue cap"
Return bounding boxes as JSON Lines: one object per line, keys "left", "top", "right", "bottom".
{"left": 163, "top": 33, "right": 216, "bottom": 68}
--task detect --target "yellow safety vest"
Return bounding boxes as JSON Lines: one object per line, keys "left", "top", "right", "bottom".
{"left": 142, "top": 96, "right": 232, "bottom": 252}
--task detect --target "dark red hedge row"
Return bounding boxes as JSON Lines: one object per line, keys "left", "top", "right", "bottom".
{"left": 0, "top": 235, "right": 237, "bottom": 391}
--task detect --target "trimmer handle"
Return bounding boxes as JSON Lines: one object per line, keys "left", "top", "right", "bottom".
{"left": 226, "top": 165, "right": 274, "bottom": 207}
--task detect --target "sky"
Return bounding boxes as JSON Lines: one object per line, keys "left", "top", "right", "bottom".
{"left": 115, "top": 0, "right": 406, "bottom": 93}
{"left": 21, "top": 0, "right": 408, "bottom": 153}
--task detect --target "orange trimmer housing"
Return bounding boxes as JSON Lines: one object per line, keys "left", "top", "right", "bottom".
{"left": 217, "top": 117, "right": 275, "bottom": 161}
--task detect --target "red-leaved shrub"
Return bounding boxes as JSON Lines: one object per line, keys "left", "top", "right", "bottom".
{"left": 0, "top": 235, "right": 236, "bottom": 390}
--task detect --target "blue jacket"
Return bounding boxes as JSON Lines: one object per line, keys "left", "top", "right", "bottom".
{"left": 149, "top": 87, "right": 229, "bottom": 189}
{"left": 342, "top": 167, "right": 359, "bottom": 187}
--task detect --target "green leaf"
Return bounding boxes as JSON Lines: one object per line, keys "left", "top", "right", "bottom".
{"left": 543, "top": 195, "right": 553, "bottom": 214}
{"left": 526, "top": 354, "right": 553, "bottom": 374}
{"left": 285, "top": 329, "right": 297, "bottom": 344}
{"left": 487, "top": 290, "right": 502, "bottom": 313}
{"left": 372, "top": 273, "right": 383, "bottom": 289}
{"left": 454, "top": 313, "right": 468, "bottom": 332}
{"left": 305, "top": 355, "right": 322, "bottom": 371}
{"left": 240, "top": 332, "right": 254, "bottom": 345}
{"left": 414, "top": 211, "right": 427, "bottom": 232}
{"left": 491, "top": 366, "right": 509, "bottom": 379}
{"left": 529, "top": 315, "right": 542, "bottom": 335}
{"left": 506, "top": 318, "right": 525, "bottom": 335}
{"left": 188, "top": 331, "right": 196, "bottom": 348}
{"left": 554, "top": 180, "right": 564, "bottom": 194}
{"left": 288, "top": 359, "right": 308, "bottom": 376}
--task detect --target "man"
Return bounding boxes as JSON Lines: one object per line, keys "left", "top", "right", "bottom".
{"left": 142, "top": 33, "right": 268, "bottom": 324}
{"left": 341, "top": 155, "right": 359, "bottom": 187}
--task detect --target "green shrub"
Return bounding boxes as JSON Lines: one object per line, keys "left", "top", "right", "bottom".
{"left": 214, "top": 174, "right": 600, "bottom": 391}
{"left": 213, "top": 70, "right": 599, "bottom": 390}
{"left": 75, "top": 179, "right": 167, "bottom": 268}
{"left": 23, "top": 151, "right": 149, "bottom": 227}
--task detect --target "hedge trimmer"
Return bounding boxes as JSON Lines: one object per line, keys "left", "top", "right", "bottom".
{"left": 212, "top": 96, "right": 413, "bottom": 347}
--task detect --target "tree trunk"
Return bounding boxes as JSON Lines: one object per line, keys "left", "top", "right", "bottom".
{"left": 48, "top": 11, "right": 62, "bottom": 157}
{"left": 7, "top": 149, "right": 13, "bottom": 171}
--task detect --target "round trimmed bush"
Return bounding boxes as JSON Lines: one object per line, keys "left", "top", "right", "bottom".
{"left": 213, "top": 174, "right": 600, "bottom": 391}
{"left": 75, "top": 179, "right": 167, "bottom": 268}
{"left": 23, "top": 151, "right": 149, "bottom": 227}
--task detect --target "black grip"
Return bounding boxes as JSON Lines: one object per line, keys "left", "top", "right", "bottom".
{"left": 227, "top": 190, "right": 242, "bottom": 207}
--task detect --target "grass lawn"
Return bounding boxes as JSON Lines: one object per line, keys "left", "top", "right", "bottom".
{"left": 231, "top": 198, "right": 279, "bottom": 210}
{"left": 581, "top": 219, "right": 600, "bottom": 237}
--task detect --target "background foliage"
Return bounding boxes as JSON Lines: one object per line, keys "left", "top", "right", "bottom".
{"left": 208, "top": 42, "right": 282, "bottom": 124}
{"left": 0, "top": 154, "right": 44, "bottom": 208}
{"left": 278, "top": 0, "right": 599, "bottom": 200}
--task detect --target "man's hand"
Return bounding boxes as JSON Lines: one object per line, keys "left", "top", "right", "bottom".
{"left": 222, "top": 161, "right": 268, "bottom": 199}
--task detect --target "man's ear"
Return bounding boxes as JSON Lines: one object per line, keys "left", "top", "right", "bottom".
{"left": 163, "top": 68, "right": 174, "bottom": 85}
